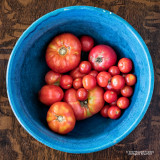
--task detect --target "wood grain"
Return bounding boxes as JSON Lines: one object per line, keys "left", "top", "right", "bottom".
{"left": 0, "top": 0, "right": 160, "bottom": 160}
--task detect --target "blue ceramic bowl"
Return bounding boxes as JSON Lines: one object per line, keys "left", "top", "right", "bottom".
{"left": 7, "top": 6, "right": 154, "bottom": 153}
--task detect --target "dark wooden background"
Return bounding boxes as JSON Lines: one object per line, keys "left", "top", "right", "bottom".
{"left": 0, "top": 0, "right": 160, "bottom": 159}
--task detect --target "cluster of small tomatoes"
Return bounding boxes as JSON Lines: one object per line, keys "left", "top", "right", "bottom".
{"left": 38, "top": 33, "right": 137, "bottom": 134}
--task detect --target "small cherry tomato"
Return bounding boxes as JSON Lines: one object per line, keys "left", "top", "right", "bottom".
{"left": 60, "top": 75, "right": 73, "bottom": 89}
{"left": 104, "top": 90, "right": 118, "bottom": 103}
{"left": 39, "top": 85, "right": 64, "bottom": 106}
{"left": 80, "top": 35, "right": 94, "bottom": 52}
{"left": 121, "top": 86, "right": 133, "bottom": 97}
{"left": 45, "top": 71, "right": 61, "bottom": 86}
{"left": 108, "top": 106, "right": 121, "bottom": 119}
{"left": 118, "top": 58, "right": 133, "bottom": 73}
{"left": 110, "top": 100, "right": 117, "bottom": 106}
{"left": 117, "top": 97, "right": 130, "bottom": 109}
{"left": 79, "top": 61, "right": 92, "bottom": 74}
{"left": 97, "top": 72, "right": 111, "bottom": 87}
{"left": 125, "top": 74, "right": 137, "bottom": 86}
{"left": 111, "top": 75, "right": 125, "bottom": 90}
{"left": 73, "top": 78, "right": 83, "bottom": 89}
{"left": 82, "top": 75, "right": 97, "bottom": 90}
{"left": 70, "top": 67, "right": 86, "bottom": 79}
{"left": 100, "top": 105, "right": 110, "bottom": 118}
{"left": 77, "top": 88, "right": 88, "bottom": 101}
{"left": 104, "top": 83, "right": 114, "bottom": 90}
{"left": 46, "top": 102, "right": 76, "bottom": 134}
{"left": 88, "top": 70, "right": 99, "bottom": 78}
{"left": 108, "top": 66, "right": 120, "bottom": 76}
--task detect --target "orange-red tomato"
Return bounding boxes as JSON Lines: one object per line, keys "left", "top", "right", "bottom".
{"left": 70, "top": 67, "right": 86, "bottom": 79}
{"left": 60, "top": 75, "right": 73, "bottom": 89}
{"left": 125, "top": 74, "right": 137, "bottom": 86}
{"left": 121, "top": 86, "right": 133, "bottom": 97}
{"left": 46, "top": 33, "right": 81, "bottom": 73}
{"left": 64, "top": 86, "right": 105, "bottom": 120}
{"left": 45, "top": 71, "right": 61, "bottom": 85}
{"left": 77, "top": 88, "right": 88, "bottom": 101}
{"left": 79, "top": 61, "right": 92, "bottom": 74}
{"left": 73, "top": 78, "right": 83, "bottom": 89}
{"left": 111, "top": 75, "right": 125, "bottom": 90}
{"left": 46, "top": 102, "right": 76, "bottom": 134}
{"left": 100, "top": 105, "right": 110, "bottom": 118}
{"left": 117, "top": 97, "right": 130, "bottom": 109}
{"left": 97, "top": 71, "right": 111, "bottom": 87}
{"left": 118, "top": 58, "right": 133, "bottom": 73}
{"left": 39, "top": 85, "right": 64, "bottom": 106}
{"left": 108, "top": 106, "right": 121, "bottom": 119}
{"left": 82, "top": 75, "right": 97, "bottom": 90}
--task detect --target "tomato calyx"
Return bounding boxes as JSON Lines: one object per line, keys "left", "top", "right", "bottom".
{"left": 80, "top": 99, "right": 88, "bottom": 108}
{"left": 55, "top": 115, "right": 65, "bottom": 122}
{"left": 59, "top": 47, "right": 67, "bottom": 56}
{"left": 95, "top": 57, "right": 103, "bottom": 63}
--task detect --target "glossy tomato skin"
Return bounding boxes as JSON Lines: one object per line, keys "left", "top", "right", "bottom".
{"left": 79, "top": 61, "right": 92, "bottom": 74}
{"left": 73, "top": 78, "right": 83, "bottom": 89}
{"left": 104, "top": 90, "right": 118, "bottom": 103}
{"left": 77, "top": 88, "right": 88, "bottom": 101}
{"left": 60, "top": 75, "right": 73, "bottom": 89}
{"left": 100, "top": 105, "right": 110, "bottom": 118}
{"left": 118, "top": 58, "right": 133, "bottom": 73}
{"left": 82, "top": 75, "right": 97, "bottom": 90}
{"left": 64, "top": 86, "right": 105, "bottom": 120}
{"left": 46, "top": 102, "right": 76, "bottom": 134}
{"left": 88, "top": 70, "right": 98, "bottom": 78}
{"left": 39, "top": 85, "right": 64, "bottom": 106}
{"left": 89, "top": 45, "right": 117, "bottom": 71}
{"left": 97, "top": 72, "right": 111, "bottom": 87}
{"left": 111, "top": 75, "right": 125, "bottom": 90}
{"left": 108, "top": 106, "right": 121, "bottom": 119}
{"left": 46, "top": 33, "right": 81, "bottom": 73}
{"left": 108, "top": 66, "right": 120, "bottom": 76}
{"left": 45, "top": 71, "right": 61, "bottom": 86}
{"left": 125, "top": 74, "right": 137, "bottom": 86}
{"left": 117, "top": 97, "right": 130, "bottom": 109}
{"left": 80, "top": 35, "right": 94, "bottom": 52}
{"left": 121, "top": 86, "right": 133, "bottom": 97}
{"left": 70, "top": 67, "right": 86, "bottom": 79}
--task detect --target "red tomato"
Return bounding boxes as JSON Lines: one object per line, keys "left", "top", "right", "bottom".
{"left": 77, "top": 88, "right": 88, "bottom": 101}
{"left": 64, "top": 86, "right": 105, "bottom": 120}
{"left": 104, "top": 83, "right": 114, "bottom": 90}
{"left": 108, "top": 66, "right": 120, "bottom": 76}
{"left": 104, "top": 90, "right": 118, "bottom": 103}
{"left": 110, "top": 100, "right": 117, "bottom": 106}
{"left": 97, "top": 71, "right": 111, "bottom": 87}
{"left": 125, "top": 74, "right": 137, "bottom": 86}
{"left": 39, "top": 85, "right": 64, "bottom": 106}
{"left": 100, "top": 105, "right": 110, "bottom": 118}
{"left": 89, "top": 45, "right": 117, "bottom": 71}
{"left": 73, "top": 78, "right": 83, "bottom": 89}
{"left": 80, "top": 35, "right": 94, "bottom": 52}
{"left": 117, "top": 97, "right": 130, "bottom": 109}
{"left": 111, "top": 75, "right": 125, "bottom": 90}
{"left": 70, "top": 67, "right": 86, "bottom": 79}
{"left": 82, "top": 75, "right": 97, "bottom": 90}
{"left": 121, "top": 86, "right": 133, "bottom": 97}
{"left": 88, "top": 70, "right": 98, "bottom": 78}
{"left": 60, "top": 75, "right": 73, "bottom": 89}
{"left": 46, "top": 102, "right": 76, "bottom": 134}
{"left": 108, "top": 106, "right": 121, "bottom": 119}
{"left": 46, "top": 33, "right": 81, "bottom": 73}
{"left": 118, "top": 58, "right": 133, "bottom": 73}
{"left": 79, "top": 61, "right": 92, "bottom": 74}
{"left": 45, "top": 71, "right": 61, "bottom": 86}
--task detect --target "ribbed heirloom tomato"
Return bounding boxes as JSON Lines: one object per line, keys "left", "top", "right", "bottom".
{"left": 64, "top": 86, "right": 105, "bottom": 120}
{"left": 46, "top": 33, "right": 81, "bottom": 73}
{"left": 46, "top": 102, "right": 76, "bottom": 134}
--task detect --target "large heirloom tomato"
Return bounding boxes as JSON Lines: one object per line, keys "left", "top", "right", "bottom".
{"left": 64, "top": 86, "right": 105, "bottom": 120}
{"left": 89, "top": 45, "right": 117, "bottom": 71}
{"left": 46, "top": 102, "right": 76, "bottom": 134}
{"left": 46, "top": 33, "right": 81, "bottom": 73}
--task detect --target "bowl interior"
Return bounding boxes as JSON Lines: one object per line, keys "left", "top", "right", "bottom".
{"left": 7, "top": 6, "right": 153, "bottom": 153}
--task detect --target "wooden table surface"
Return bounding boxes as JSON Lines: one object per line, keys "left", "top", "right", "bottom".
{"left": 0, "top": 0, "right": 160, "bottom": 159}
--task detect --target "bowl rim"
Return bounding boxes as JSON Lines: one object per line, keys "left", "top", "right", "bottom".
{"left": 6, "top": 5, "right": 154, "bottom": 153}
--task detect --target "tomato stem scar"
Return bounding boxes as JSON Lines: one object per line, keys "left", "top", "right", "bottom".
{"left": 59, "top": 47, "right": 67, "bottom": 56}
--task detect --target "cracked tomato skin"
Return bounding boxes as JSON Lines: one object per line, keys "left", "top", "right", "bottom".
{"left": 46, "top": 102, "right": 76, "bottom": 134}
{"left": 64, "top": 86, "right": 105, "bottom": 120}
{"left": 88, "top": 45, "right": 117, "bottom": 71}
{"left": 46, "top": 33, "right": 81, "bottom": 73}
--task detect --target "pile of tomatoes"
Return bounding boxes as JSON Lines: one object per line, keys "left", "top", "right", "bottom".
{"left": 38, "top": 33, "right": 137, "bottom": 134}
